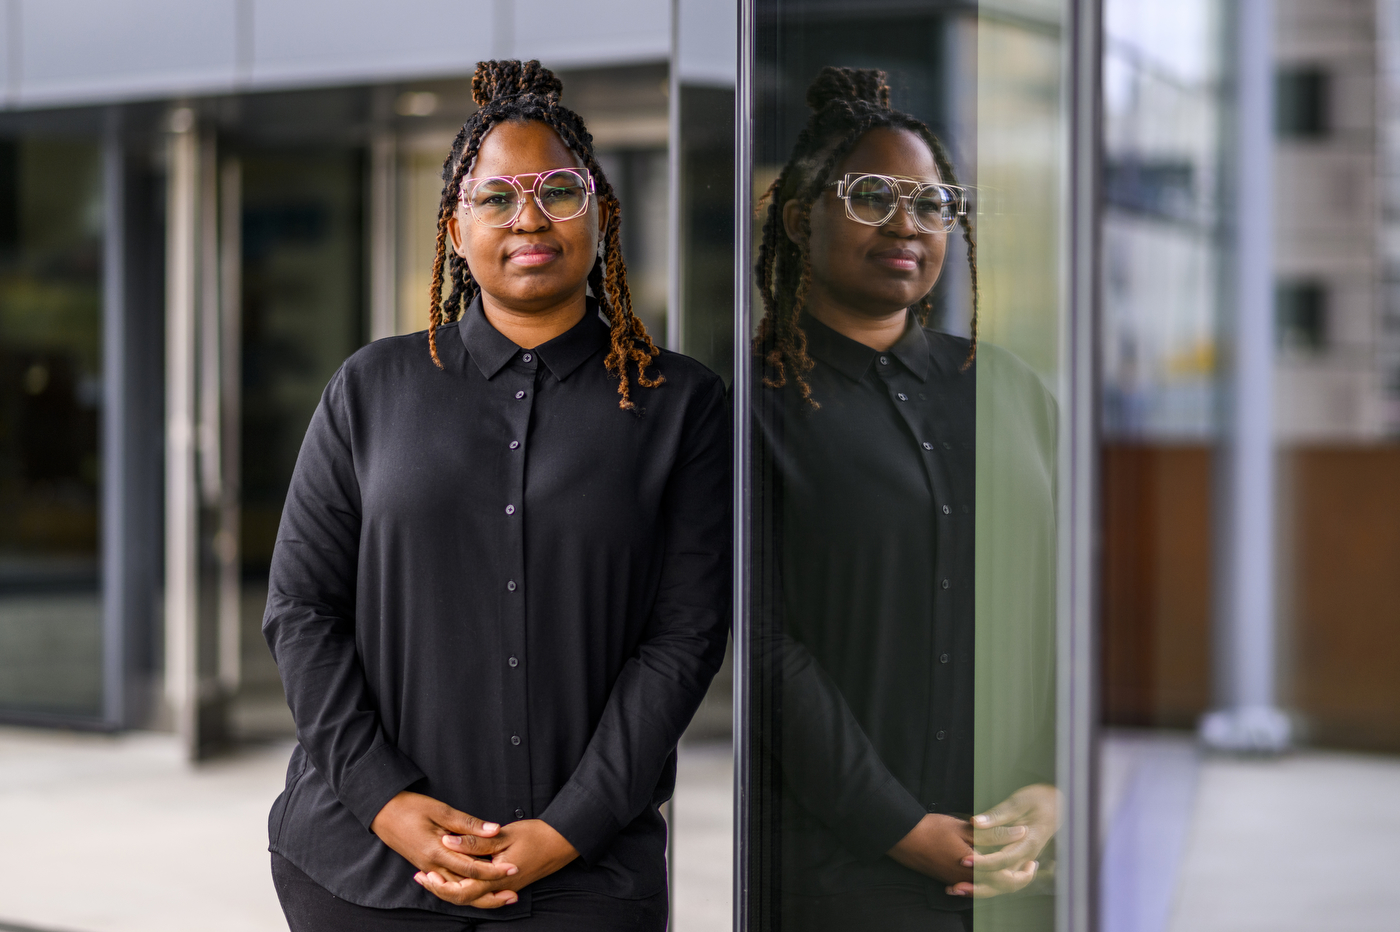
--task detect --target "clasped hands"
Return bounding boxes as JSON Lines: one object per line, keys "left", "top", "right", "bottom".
{"left": 370, "top": 791, "right": 579, "bottom": 908}
{"left": 888, "top": 783, "right": 1060, "bottom": 899}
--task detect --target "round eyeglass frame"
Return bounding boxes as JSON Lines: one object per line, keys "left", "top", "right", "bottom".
{"left": 825, "top": 172, "right": 968, "bottom": 234}
{"left": 459, "top": 168, "right": 597, "bottom": 228}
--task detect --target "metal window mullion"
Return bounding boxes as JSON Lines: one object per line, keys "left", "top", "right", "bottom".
{"left": 164, "top": 108, "right": 201, "bottom": 758}
{"left": 731, "top": 0, "right": 755, "bottom": 928}
{"left": 101, "top": 108, "right": 126, "bottom": 729}
{"left": 1057, "top": 1, "right": 1102, "bottom": 930}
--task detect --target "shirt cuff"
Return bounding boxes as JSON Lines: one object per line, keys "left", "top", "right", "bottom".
{"left": 539, "top": 779, "right": 624, "bottom": 866}
{"left": 337, "top": 742, "right": 427, "bottom": 831}
{"left": 845, "top": 772, "right": 930, "bottom": 860}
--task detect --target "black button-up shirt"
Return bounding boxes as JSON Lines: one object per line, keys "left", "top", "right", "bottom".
{"left": 754, "top": 313, "right": 1058, "bottom": 912}
{"left": 754, "top": 314, "right": 976, "bottom": 908}
{"left": 264, "top": 297, "right": 730, "bottom": 918}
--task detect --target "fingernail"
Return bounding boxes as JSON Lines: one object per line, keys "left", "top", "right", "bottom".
{"left": 947, "top": 887, "right": 963, "bottom": 896}
{"left": 961, "top": 857, "right": 973, "bottom": 867}
{"left": 972, "top": 815, "right": 989, "bottom": 825}
{"left": 444, "top": 835, "right": 461, "bottom": 846}
{"left": 507, "top": 866, "right": 519, "bottom": 875}
{"left": 483, "top": 822, "right": 500, "bottom": 832}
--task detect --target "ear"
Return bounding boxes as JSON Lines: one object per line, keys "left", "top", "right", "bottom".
{"left": 596, "top": 196, "right": 611, "bottom": 247}
{"left": 782, "top": 199, "right": 806, "bottom": 246}
{"left": 447, "top": 210, "right": 469, "bottom": 259}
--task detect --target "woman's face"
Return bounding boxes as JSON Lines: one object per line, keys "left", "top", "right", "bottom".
{"left": 785, "top": 127, "right": 948, "bottom": 319}
{"left": 448, "top": 120, "right": 607, "bottom": 312}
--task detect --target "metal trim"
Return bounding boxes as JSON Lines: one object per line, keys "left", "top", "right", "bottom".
{"left": 1057, "top": 0, "right": 1103, "bottom": 929}
{"left": 731, "top": 0, "right": 755, "bottom": 927}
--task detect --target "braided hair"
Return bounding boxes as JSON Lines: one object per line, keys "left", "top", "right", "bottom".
{"left": 754, "top": 66, "right": 979, "bottom": 408}
{"left": 428, "top": 59, "right": 663, "bottom": 411}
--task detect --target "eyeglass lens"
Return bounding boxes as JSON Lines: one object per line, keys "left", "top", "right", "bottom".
{"left": 846, "top": 175, "right": 958, "bottom": 232}
{"left": 469, "top": 170, "right": 591, "bottom": 226}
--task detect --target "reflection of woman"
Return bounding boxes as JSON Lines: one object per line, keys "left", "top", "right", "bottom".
{"left": 752, "top": 68, "right": 1057, "bottom": 931}
{"left": 264, "top": 61, "right": 730, "bottom": 931}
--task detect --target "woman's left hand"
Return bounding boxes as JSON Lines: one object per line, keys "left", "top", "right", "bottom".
{"left": 415, "top": 819, "right": 580, "bottom": 908}
{"left": 945, "top": 783, "right": 1061, "bottom": 899}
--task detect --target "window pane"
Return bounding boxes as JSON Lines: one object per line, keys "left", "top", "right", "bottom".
{"left": 740, "top": 2, "right": 1070, "bottom": 929}
{"left": 0, "top": 138, "right": 105, "bottom": 719}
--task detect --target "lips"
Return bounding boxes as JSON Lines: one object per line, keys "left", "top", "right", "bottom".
{"left": 508, "top": 243, "right": 560, "bottom": 266}
{"left": 870, "top": 247, "right": 920, "bottom": 271}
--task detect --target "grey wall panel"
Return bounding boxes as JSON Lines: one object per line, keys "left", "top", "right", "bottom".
{"left": 504, "top": 0, "right": 668, "bottom": 69}
{"left": 677, "top": 0, "right": 735, "bottom": 85}
{"left": 19, "top": 0, "right": 239, "bottom": 107}
{"left": 5, "top": 0, "right": 671, "bottom": 110}
{"left": 249, "top": 0, "right": 495, "bottom": 88}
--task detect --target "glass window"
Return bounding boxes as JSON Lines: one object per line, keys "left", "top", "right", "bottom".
{"left": 736, "top": 1, "right": 1076, "bottom": 929}
{"left": 0, "top": 137, "right": 105, "bottom": 719}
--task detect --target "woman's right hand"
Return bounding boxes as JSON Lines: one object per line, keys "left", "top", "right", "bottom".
{"left": 887, "top": 813, "right": 976, "bottom": 886}
{"left": 370, "top": 791, "right": 521, "bottom": 906}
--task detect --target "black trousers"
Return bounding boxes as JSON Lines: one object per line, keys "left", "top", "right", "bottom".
{"left": 272, "top": 854, "right": 668, "bottom": 932}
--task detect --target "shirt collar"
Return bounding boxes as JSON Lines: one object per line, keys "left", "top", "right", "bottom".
{"left": 800, "top": 310, "right": 931, "bottom": 383}
{"left": 459, "top": 294, "right": 610, "bottom": 381}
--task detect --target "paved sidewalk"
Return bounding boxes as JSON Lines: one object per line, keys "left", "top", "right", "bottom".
{"left": 0, "top": 728, "right": 733, "bottom": 932}
{"left": 3, "top": 725, "right": 1395, "bottom": 932}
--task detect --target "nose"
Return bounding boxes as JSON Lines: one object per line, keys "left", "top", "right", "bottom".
{"left": 881, "top": 196, "right": 920, "bottom": 236}
{"left": 512, "top": 189, "right": 551, "bottom": 232}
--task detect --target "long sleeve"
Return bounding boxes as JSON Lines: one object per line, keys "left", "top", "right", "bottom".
{"left": 773, "top": 634, "right": 929, "bottom": 858}
{"left": 752, "top": 429, "right": 926, "bottom": 860}
{"left": 263, "top": 367, "right": 424, "bottom": 830}
{"left": 541, "top": 378, "right": 732, "bottom": 863}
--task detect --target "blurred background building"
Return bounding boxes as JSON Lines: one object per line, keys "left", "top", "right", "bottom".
{"left": 0, "top": 0, "right": 735, "bottom": 753}
{"left": 1101, "top": 0, "right": 1400, "bottom": 753}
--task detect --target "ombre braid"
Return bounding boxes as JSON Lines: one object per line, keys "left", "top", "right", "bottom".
{"left": 755, "top": 66, "right": 979, "bottom": 408}
{"left": 428, "top": 59, "right": 663, "bottom": 411}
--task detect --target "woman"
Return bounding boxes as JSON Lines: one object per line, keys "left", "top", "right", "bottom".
{"left": 750, "top": 67, "right": 1059, "bottom": 931}
{"left": 264, "top": 60, "right": 729, "bottom": 931}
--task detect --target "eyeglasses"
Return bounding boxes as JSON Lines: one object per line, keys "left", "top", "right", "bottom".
{"left": 459, "top": 168, "right": 596, "bottom": 227}
{"left": 825, "top": 173, "right": 967, "bottom": 233}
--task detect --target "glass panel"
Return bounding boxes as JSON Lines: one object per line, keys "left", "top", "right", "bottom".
{"left": 0, "top": 137, "right": 105, "bottom": 719}
{"left": 741, "top": 1, "right": 1069, "bottom": 929}
{"left": 1099, "top": 3, "right": 1400, "bottom": 929}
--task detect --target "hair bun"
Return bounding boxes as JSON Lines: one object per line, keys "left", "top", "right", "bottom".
{"left": 805, "top": 66, "right": 890, "bottom": 113}
{"left": 472, "top": 59, "right": 564, "bottom": 107}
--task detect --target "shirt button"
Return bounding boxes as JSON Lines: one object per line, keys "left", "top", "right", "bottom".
{"left": 505, "top": 504, "right": 515, "bottom": 515}
{"left": 522, "top": 353, "right": 533, "bottom": 363}
{"left": 940, "top": 653, "right": 950, "bottom": 664}
{"left": 879, "top": 355, "right": 889, "bottom": 365}
{"left": 941, "top": 579, "right": 950, "bottom": 589}
{"left": 936, "top": 730, "right": 947, "bottom": 741}
{"left": 507, "top": 580, "right": 517, "bottom": 591}
{"left": 897, "top": 392, "right": 908, "bottom": 401}
{"left": 508, "top": 656, "right": 519, "bottom": 667}
{"left": 943, "top": 504, "right": 951, "bottom": 515}
{"left": 923, "top": 441, "right": 933, "bottom": 450}
{"left": 509, "top": 440, "right": 520, "bottom": 450}
{"left": 511, "top": 735, "right": 521, "bottom": 746}
{"left": 515, "top": 390, "right": 526, "bottom": 399}
{"left": 515, "top": 808, "right": 525, "bottom": 819}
